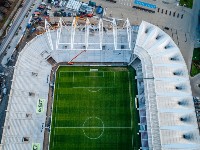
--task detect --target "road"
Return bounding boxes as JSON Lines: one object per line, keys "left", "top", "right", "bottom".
{"left": 0, "top": 0, "right": 34, "bottom": 56}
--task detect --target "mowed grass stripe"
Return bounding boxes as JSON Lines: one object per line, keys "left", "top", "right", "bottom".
{"left": 52, "top": 128, "right": 132, "bottom": 150}
{"left": 50, "top": 66, "right": 140, "bottom": 150}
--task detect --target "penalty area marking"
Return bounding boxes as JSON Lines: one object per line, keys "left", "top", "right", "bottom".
{"left": 73, "top": 87, "right": 113, "bottom": 89}
{"left": 88, "top": 88, "right": 101, "bottom": 93}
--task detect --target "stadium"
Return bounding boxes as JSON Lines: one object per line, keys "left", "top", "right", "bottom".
{"left": 0, "top": 17, "right": 200, "bottom": 150}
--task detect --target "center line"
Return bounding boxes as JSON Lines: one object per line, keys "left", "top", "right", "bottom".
{"left": 55, "top": 127, "right": 132, "bottom": 129}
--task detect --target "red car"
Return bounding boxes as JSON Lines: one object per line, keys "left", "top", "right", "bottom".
{"left": 87, "top": 13, "right": 93, "bottom": 17}
{"left": 80, "top": 14, "right": 93, "bottom": 18}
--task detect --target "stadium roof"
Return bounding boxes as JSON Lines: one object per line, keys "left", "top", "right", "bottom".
{"left": 0, "top": 36, "right": 52, "bottom": 150}
{"left": 134, "top": 21, "right": 200, "bottom": 150}
{"left": 0, "top": 18, "right": 199, "bottom": 150}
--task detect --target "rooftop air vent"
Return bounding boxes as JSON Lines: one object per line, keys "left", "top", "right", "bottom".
{"left": 32, "top": 72, "right": 38, "bottom": 76}
{"left": 178, "top": 100, "right": 189, "bottom": 106}
{"left": 22, "top": 137, "right": 30, "bottom": 143}
{"left": 180, "top": 116, "right": 191, "bottom": 122}
{"left": 170, "top": 55, "right": 180, "bottom": 61}
{"left": 173, "top": 71, "right": 183, "bottom": 76}
{"left": 29, "top": 92, "right": 35, "bottom": 96}
{"left": 164, "top": 44, "right": 171, "bottom": 49}
{"left": 175, "top": 86, "right": 183, "bottom": 90}
{"left": 26, "top": 113, "right": 32, "bottom": 119}
{"left": 145, "top": 28, "right": 149, "bottom": 33}
{"left": 156, "top": 34, "right": 162, "bottom": 40}
{"left": 183, "top": 133, "right": 194, "bottom": 140}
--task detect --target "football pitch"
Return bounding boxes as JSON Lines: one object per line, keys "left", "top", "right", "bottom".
{"left": 50, "top": 66, "right": 140, "bottom": 150}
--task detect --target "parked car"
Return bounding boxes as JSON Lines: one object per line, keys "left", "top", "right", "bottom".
{"left": 47, "top": 6, "right": 51, "bottom": 10}
{"left": 87, "top": 13, "right": 93, "bottom": 17}
{"left": 62, "top": 12, "right": 67, "bottom": 17}
{"left": 68, "top": 12, "right": 72, "bottom": 17}
{"left": 54, "top": 11, "right": 62, "bottom": 17}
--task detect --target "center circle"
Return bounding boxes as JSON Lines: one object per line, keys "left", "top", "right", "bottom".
{"left": 82, "top": 117, "right": 104, "bottom": 140}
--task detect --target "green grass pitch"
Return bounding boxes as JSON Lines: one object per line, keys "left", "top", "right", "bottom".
{"left": 50, "top": 66, "right": 140, "bottom": 150}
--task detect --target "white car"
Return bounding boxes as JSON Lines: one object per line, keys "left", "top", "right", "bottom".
{"left": 62, "top": 1, "right": 66, "bottom": 7}
{"left": 47, "top": 6, "right": 51, "bottom": 10}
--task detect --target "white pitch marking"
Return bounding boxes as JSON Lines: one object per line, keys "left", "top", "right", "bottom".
{"left": 114, "top": 72, "right": 116, "bottom": 84}
{"left": 85, "top": 76, "right": 102, "bottom": 77}
{"left": 88, "top": 88, "right": 101, "bottom": 93}
{"left": 73, "top": 87, "right": 113, "bottom": 88}
{"left": 55, "top": 127, "right": 132, "bottom": 129}
{"left": 60, "top": 71, "right": 113, "bottom": 73}
{"left": 128, "top": 71, "right": 134, "bottom": 148}
{"left": 82, "top": 117, "right": 105, "bottom": 139}
{"left": 53, "top": 128, "right": 55, "bottom": 147}
{"left": 73, "top": 72, "right": 74, "bottom": 83}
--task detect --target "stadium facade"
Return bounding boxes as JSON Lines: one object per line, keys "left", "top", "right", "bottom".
{"left": 0, "top": 18, "right": 200, "bottom": 150}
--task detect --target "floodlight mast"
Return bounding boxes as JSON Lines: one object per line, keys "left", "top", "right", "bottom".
{"left": 126, "top": 19, "right": 132, "bottom": 50}
{"left": 71, "top": 17, "right": 76, "bottom": 50}
{"left": 56, "top": 18, "right": 62, "bottom": 50}
{"left": 99, "top": 19, "right": 103, "bottom": 50}
{"left": 45, "top": 19, "right": 54, "bottom": 51}
{"left": 112, "top": 19, "right": 117, "bottom": 50}
{"left": 85, "top": 18, "right": 90, "bottom": 50}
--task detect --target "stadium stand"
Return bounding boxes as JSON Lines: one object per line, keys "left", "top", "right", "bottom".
{"left": 0, "top": 19, "right": 199, "bottom": 150}
{"left": 132, "top": 21, "right": 200, "bottom": 150}
{"left": 0, "top": 35, "right": 52, "bottom": 150}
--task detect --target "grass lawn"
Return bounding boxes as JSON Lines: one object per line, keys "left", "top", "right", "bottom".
{"left": 191, "top": 48, "right": 200, "bottom": 77}
{"left": 50, "top": 66, "right": 140, "bottom": 150}
{"left": 179, "top": 0, "right": 193, "bottom": 8}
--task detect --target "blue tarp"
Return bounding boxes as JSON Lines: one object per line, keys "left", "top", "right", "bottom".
{"left": 134, "top": 0, "right": 156, "bottom": 9}
{"left": 27, "top": 23, "right": 31, "bottom": 29}
{"left": 96, "top": 6, "right": 103, "bottom": 14}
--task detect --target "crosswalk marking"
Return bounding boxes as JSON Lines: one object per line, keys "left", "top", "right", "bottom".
{"left": 118, "top": 0, "right": 132, "bottom": 7}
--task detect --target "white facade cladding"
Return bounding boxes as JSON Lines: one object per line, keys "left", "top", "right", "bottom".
{"left": 134, "top": 21, "right": 200, "bottom": 150}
